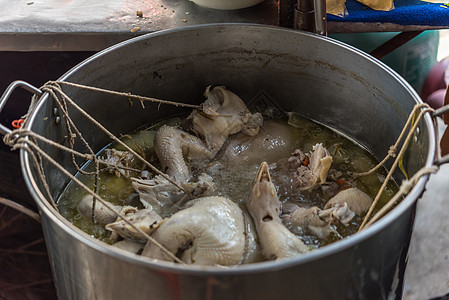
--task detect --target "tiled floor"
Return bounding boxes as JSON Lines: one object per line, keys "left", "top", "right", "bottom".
{"left": 402, "top": 29, "right": 449, "bottom": 300}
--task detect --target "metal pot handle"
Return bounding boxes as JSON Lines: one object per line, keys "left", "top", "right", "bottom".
{"left": 431, "top": 85, "right": 449, "bottom": 166}
{"left": 0, "top": 81, "right": 43, "bottom": 221}
{"left": 0, "top": 80, "right": 43, "bottom": 136}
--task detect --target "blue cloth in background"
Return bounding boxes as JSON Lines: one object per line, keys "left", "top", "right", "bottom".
{"left": 327, "top": 0, "right": 449, "bottom": 26}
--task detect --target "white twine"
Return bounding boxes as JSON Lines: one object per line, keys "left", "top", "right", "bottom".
{"left": 3, "top": 80, "right": 440, "bottom": 258}
{"left": 358, "top": 104, "right": 435, "bottom": 231}
{"left": 3, "top": 81, "right": 195, "bottom": 264}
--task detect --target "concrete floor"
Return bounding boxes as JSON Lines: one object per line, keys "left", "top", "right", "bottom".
{"left": 402, "top": 30, "right": 449, "bottom": 300}
{"left": 403, "top": 163, "right": 449, "bottom": 299}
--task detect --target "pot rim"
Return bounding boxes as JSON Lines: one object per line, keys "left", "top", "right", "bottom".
{"left": 20, "top": 23, "right": 436, "bottom": 275}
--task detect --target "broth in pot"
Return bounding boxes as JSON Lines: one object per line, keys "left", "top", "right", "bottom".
{"left": 58, "top": 86, "right": 398, "bottom": 265}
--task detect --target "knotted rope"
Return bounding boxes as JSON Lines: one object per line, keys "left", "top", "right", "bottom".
{"left": 364, "top": 166, "right": 438, "bottom": 228}
{"left": 2, "top": 80, "right": 206, "bottom": 264}
{"left": 358, "top": 103, "right": 437, "bottom": 231}
{"left": 2, "top": 79, "right": 441, "bottom": 259}
{"left": 353, "top": 103, "right": 430, "bottom": 178}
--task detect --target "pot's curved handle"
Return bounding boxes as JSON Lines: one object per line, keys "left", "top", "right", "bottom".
{"left": 0, "top": 81, "right": 43, "bottom": 221}
{"left": 0, "top": 80, "right": 43, "bottom": 136}
{"left": 431, "top": 85, "right": 449, "bottom": 165}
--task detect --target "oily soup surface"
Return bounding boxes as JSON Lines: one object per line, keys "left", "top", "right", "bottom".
{"left": 58, "top": 113, "right": 398, "bottom": 250}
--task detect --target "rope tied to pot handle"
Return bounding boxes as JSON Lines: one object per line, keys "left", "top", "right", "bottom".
{"left": 50, "top": 81, "right": 202, "bottom": 110}
{"left": 1, "top": 80, "right": 211, "bottom": 265}
{"left": 363, "top": 165, "right": 438, "bottom": 228}
{"left": 2, "top": 79, "right": 447, "bottom": 259}
{"left": 358, "top": 103, "right": 438, "bottom": 231}
{"left": 388, "top": 145, "right": 397, "bottom": 158}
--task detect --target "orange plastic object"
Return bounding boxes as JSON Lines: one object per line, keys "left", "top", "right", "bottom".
{"left": 11, "top": 119, "right": 24, "bottom": 129}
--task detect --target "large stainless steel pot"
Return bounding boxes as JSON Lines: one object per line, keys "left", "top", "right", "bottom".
{"left": 0, "top": 24, "right": 439, "bottom": 299}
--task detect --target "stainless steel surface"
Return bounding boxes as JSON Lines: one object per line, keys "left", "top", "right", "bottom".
{"left": 0, "top": 0, "right": 279, "bottom": 51}
{"left": 18, "top": 24, "right": 435, "bottom": 299}
{"left": 294, "top": 0, "right": 314, "bottom": 32}
{"left": 0, "top": 80, "right": 43, "bottom": 135}
{"left": 433, "top": 102, "right": 449, "bottom": 118}
{"left": 313, "top": 0, "right": 327, "bottom": 36}
{"left": 2, "top": 0, "right": 448, "bottom": 52}
{"left": 190, "top": 0, "right": 264, "bottom": 10}
{"left": 294, "top": 0, "right": 326, "bottom": 36}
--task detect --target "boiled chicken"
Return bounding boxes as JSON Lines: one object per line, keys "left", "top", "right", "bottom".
{"left": 133, "top": 86, "right": 263, "bottom": 216}
{"left": 105, "top": 208, "right": 163, "bottom": 242}
{"left": 247, "top": 162, "right": 309, "bottom": 260}
{"left": 112, "top": 239, "right": 145, "bottom": 254}
{"left": 186, "top": 86, "right": 263, "bottom": 155}
{"left": 222, "top": 119, "right": 296, "bottom": 164}
{"left": 78, "top": 194, "right": 122, "bottom": 224}
{"left": 142, "top": 196, "right": 261, "bottom": 265}
{"left": 132, "top": 173, "right": 215, "bottom": 215}
{"left": 282, "top": 187, "right": 373, "bottom": 241}
{"left": 100, "top": 148, "right": 134, "bottom": 178}
{"left": 319, "top": 187, "right": 373, "bottom": 225}
{"left": 154, "top": 125, "right": 211, "bottom": 183}
{"left": 281, "top": 204, "right": 333, "bottom": 239}
{"left": 288, "top": 143, "right": 333, "bottom": 191}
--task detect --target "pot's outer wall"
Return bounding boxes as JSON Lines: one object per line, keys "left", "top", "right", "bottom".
{"left": 22, "top": 24, "right": 434, "bottom": 299}
{"left": 39, "top": 202, "right": 416, "bottom": 299}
